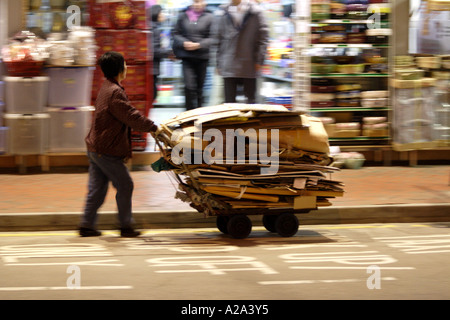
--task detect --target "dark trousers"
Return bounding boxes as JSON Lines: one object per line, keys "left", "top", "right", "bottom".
{"left": 224, "top": 77, "right": 257, "bottom": 104}
{"left": 182, "top": 58, "right": 209, "bottom": 110}
{"left": 81, "top": 151, "right": 134, "bottom": 229}
{"left": 152, "top": 75, "right": 158, "bottom": 103}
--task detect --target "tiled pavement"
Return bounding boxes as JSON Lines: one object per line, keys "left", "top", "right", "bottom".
{"left": 0, "top": 164, "right": 449, "bottom": 214}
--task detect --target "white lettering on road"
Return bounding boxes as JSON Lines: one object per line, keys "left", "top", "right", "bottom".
{"left": 259, "top": 277, "right": 397, "bottom": 286}
{"left": 123, "top": 238, "right": 238, "bottom": 253}
{"left": 374, "top": 234, "right": 450, "bottom": 254}
{"left": 0, "top": 244, "right": 122, "bottom": 266}
{"left": 146, "top": 256, "right": 278, "bottom": 275}
{"left": 0, "top": 286, "right": 132, "bottom": 291}
{"left": 278, "top": 251, "right": 416, "bottom": 270}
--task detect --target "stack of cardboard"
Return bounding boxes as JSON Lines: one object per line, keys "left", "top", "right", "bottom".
{"left": 154, "top": 104, "right": 344, "bottom": 215}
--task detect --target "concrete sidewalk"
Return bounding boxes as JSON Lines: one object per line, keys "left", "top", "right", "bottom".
{"left": 0, "top": 164, "right": 449, "bottom": 231}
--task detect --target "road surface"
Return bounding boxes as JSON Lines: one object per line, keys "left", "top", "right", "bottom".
{"left": 0, "top": 222, "right": 449, "bottom": 303}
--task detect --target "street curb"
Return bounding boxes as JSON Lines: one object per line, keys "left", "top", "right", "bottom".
{"left": 0, "top": 203, "right": 449, "bottom": 231}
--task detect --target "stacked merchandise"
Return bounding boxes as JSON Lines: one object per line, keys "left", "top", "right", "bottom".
{"left": 89, "top": 0, "right": 152, "bottom": 151}
{"left": 312, "top": 81, "right": 389, "bottom": 138}
{"left": 309, "top": 0, "right": 391, "bottom": 143}
{"left": 391, "top": 55, "right": 449, "bottom": 148}
{"left": 1, "top": 31, "right": 50, "bottom": 156}
{"left": 153, "top": 104, "right": 344, "bottom": 237}
{"left": 416, "top": 55, "right": 450, "bottom": 145}
{"left": 46, "top": 27, "right": 96, "bottom": 153}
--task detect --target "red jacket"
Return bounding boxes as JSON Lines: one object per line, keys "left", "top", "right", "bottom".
{"left": 86, "top": 78, "right": 157, "bottom": 159}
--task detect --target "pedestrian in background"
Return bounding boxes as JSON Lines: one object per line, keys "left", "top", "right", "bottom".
{"left": 80, "top": 51, "right": 158, "bottom": 238}
{"left": 215, "top": 0, "right": 269, "bottom": 104}
{"left": 150, "top": 5, "right": 173, "bottom": 103}
{"left": 172, "top": 0, "right": 214, "bottom": 110}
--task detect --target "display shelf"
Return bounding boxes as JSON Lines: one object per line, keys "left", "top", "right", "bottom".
{"left": 317, "top": 19, "right": 390, "bottom": 25}
{"left": 293, "top": 0, "right": 393, "bottom": 152}
{"left": 263, "top": 74, "right": 294, "bottom": 82}
{"left": 311, "top": 44, "right": 389, "bottom": 48}
{"left": 311, "top": 107, "right": 391, "bottom": 112}
{"left": 0, "top": 151, "right": 160, "bottom": 173}
{"left": 45, "top": 64, "right": 95, "bottom": 68}
{"left": 310, "top": 73, "right": 389, "bottom": 78}
{"left": 329, "top": 137, "right": 390, "bottom": 142}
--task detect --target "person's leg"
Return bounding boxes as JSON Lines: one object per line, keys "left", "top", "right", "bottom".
{"left": 152, "top": 75, "right": 158, "bottom": 103}
{"left": 242, "top": 78, "right": 257, "bottom": 104}
{"left": 85, "top": 153, "right": 138, "bottom": 236}
{"left": 94, "top": 154, "right": 134, "bottom": 229}
{"left": 224, "top": 78, "right": 238, "bottom": 103}
{"left": 182, "top": 59, "right": 197, "bottom": 110}
{"left": 80, "top": 152, "right": 109, "bottom": 235}
{"left": 195, "top": 60, "right": 209, "bottom": 108}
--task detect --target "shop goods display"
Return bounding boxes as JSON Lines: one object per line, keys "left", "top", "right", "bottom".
{"left": 392, "top": 85, "right": 437, "bottom": 145}
{"left": 89, "top": 0, "right": 152, "bottom": 152}
{"left": 1, "top": 27, "right": 99, "bottom": 157}
{"left": 90, "top": 0, "right": 149, "bottom": 30}
{"left": 3, "top": 113, "right": 49, "bottom": 155}
{"left": 46, "top": 67, "right": 94, "bottom": 107}
{"left": 362, "top": 116, "right": 389, "bottom": 137}
{"left": 305, "top": 0, "right": 392, "bottom": 147}
{"left": 95, "top": 29, "right": 151, "bottom": 64}
{"left": 0, "top": 126, "right": 7, "bottom": 154}
{"left": 0, "top": 102, "right": 4, "bottom": 127}
{"left": 0, "top": 80, "right": 4, "bottom": 102}
{"left": 427, "top": 0, "right": 450, "bottom": 11}
{"left": 332, "top": 151, "right": 366, "bottom": 169}
{"left": 48, "top": 106, "right": 94, "bottom": 152}
{"left": 0, "top": 127, "right": 6, "bottom": 154}
{"left": 1, "top": 31, "right": 48, "bottom": 77}
{"left": 3, "top": 76, "right": 49, "bottom": 113}
{"left": 153, "top": 104, "right": 345, "bottom": 239}
{"left": 47, "top": 27, "right": 97, "bottom": 66}
{"left": 391, "top": 54, "right": 449, "bottom": 148}
{"left": 130, "top": 101, "right": 151, "bottom": 151}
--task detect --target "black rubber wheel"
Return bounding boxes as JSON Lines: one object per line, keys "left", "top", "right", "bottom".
{"left": 227, "top": 215, "right": 252, "bottom": 239}
{"left": 262, "top": 214, "right": 277, "bottom": 233}
{"left": 275, "top": 213, "right": 299, "bottom": 237}
{"left": 216, "top": 215, "right": 229, "bottom": 234}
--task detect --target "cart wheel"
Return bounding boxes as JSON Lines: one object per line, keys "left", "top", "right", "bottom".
{"left": 216, "top": 216, "right": 229, "bottom": 234}
{"left": 262, "top": 214, "right": 277, "bottom": 233}
{"left": 227, "top": 215, "right": 252, "bottom": 239}
{"left": 275, "top": 213, "right": 299, "bottom": 237}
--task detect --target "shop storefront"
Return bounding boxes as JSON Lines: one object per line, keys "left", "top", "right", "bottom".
{"left": 0, "top": 0, "right": 448, "bottom": 172}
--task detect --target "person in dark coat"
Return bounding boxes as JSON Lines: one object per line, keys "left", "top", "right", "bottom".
{"left": 215, "top": 0, "right": 269, "bottom": 104}
{"left": 172, "top": 0, "right": 214, "bottom": 110}
{"left": 150, "top": 5, "right": 172, "bottom": 103}
{"left": 80, "top": 51, "right": 158, "bottom": 238}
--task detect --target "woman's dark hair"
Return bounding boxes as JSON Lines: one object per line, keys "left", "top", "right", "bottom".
{"left": 98, "top": 51, "right": 125, "bottom": 79}
{"left": 151, "top": 5, "right": 162, "bottom": 22}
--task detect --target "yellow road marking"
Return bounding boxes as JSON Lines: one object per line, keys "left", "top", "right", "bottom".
{"left": 0, "top": 224, "right": 433, "bottom": 238}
